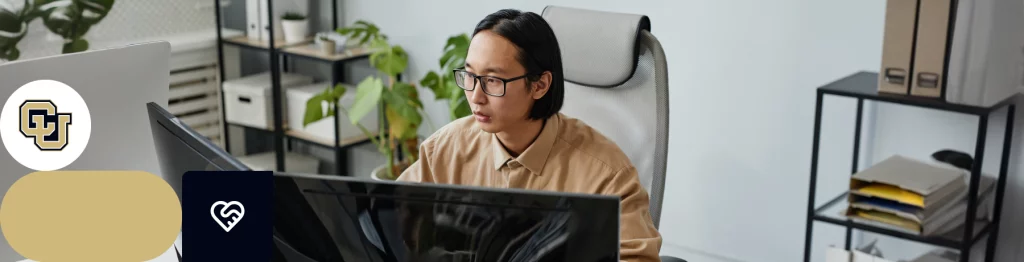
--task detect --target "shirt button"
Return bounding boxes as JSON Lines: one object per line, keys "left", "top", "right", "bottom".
{"left": 508, "top": 161, "right": 520, "bottom": 168}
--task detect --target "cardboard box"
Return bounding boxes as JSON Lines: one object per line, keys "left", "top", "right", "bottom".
{"left": 285, "top": 83, "right": 379, "bottom": 143}
{"left": 223, "top": 72, "right": 313, "bottom": 129}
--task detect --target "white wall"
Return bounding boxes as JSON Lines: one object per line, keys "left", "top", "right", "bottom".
{"left": 341, "top": 1, "right": 886, "bottom": 261}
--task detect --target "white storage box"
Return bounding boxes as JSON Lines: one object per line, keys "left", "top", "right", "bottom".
{"left": 236, "top": 151, "right": 320, "bottom": 174}
{"left": 223, "top": 72, "right": 314, "bottom": 129}
{"left": 286, "top": 82, "right": 379, "bottom": 144}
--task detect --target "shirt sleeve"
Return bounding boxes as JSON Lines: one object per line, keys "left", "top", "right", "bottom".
{"left": 606, "top": 166, "right": 663, "bottom": 262}
{"left": 396, "top": 138, "right": 435, "bottom": 183}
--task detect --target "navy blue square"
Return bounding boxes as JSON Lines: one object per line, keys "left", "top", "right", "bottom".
{"left": 183, "top": 171, "right": 273, "bottom": 261}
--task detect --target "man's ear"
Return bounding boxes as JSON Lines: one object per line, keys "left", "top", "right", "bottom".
{"left": 531, "top": 71, "right": 552, "bottom": 99}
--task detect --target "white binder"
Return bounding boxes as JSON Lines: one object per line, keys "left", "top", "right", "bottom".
{"left": 246, "top": 0, "right": 261, "bottom": 40}
{"left": 259, "top": 0, "right": 271, "bottom": 41}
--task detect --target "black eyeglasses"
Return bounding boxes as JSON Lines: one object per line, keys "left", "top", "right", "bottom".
{"left": 453, "top": 69, "right": 534, "bottom": 97}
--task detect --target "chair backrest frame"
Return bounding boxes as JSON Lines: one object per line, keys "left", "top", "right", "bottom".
{"left": 543, "top": 6, "right": 669, "bottom": 228}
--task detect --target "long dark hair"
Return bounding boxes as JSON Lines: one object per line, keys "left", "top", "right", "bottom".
{"left": 473, "top": 9, "right": 564, "bottom": 120}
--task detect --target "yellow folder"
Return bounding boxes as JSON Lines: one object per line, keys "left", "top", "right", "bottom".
{"left": 854, "top": 183, "right": 925, "bottom": 208}
{"left": 850, "top": 208, "right": 920, "bottom": 233}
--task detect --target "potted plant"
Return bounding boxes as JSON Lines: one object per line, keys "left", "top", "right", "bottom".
{"left": 419, "top": 33, "right": 472, "bottom": 121}
{"left": 302, "top": 21, "right": 422, "bottom": 181}
{"left": 280, "top": 12, "right": 307, "bottom": 44}
{"left": 302, "top": 21, "right": 473, "bottom": 180}
{"left": 317, "top": 35, "right": 335, "bottom": 55}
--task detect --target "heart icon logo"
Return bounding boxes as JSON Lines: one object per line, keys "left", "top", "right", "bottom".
{"left": 210, "top": 201, "right": 245, "bottom": 232}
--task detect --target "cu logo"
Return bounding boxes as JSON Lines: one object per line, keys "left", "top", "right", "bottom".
{"left": 20, "top": 100, "right": 73, "bottom": 151}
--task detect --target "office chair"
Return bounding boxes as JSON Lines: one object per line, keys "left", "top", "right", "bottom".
{"left": 541, "top": 6, "right": 683, "bottom": 262}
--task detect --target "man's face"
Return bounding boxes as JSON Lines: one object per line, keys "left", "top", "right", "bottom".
{"left": 464, "top": 30, "right": 545, "bottom": 133}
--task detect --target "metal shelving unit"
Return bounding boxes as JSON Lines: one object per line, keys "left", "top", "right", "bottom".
{"left": 801, "top": 71, "right": 1019, "bottom": 262}
{"left": 212, "top": 0, "right": 374, "bottom": 176}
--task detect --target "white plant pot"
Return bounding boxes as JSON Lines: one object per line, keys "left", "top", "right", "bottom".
{"left": 371, "top": 164, "right": 395, "bottom": 181}
{"left": 315, "top": 32, "right": 348, "bottom": 53}
{"left": 281, "top": 19, "right": 308, "bottom": 44}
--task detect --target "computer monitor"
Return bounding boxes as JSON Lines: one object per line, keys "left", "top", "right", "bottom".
{"left": 272, "top": 172, "right": 621, "bottom": 262}
{"left": 147, "top": 102, "right": 249, "bottom": 201}
{"left": 147, "top": 103, "right": 621, "bottom": 262}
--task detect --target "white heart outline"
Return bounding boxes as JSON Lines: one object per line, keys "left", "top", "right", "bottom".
{"left": 210, "top": 201, "right": 245, "bottom": 232}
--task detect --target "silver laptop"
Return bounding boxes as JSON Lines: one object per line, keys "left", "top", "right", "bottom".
{"left": 0, "top": 42, "right": 171, "bottom": 261}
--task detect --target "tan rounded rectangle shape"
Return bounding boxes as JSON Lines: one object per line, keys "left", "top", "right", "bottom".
{"left": 1, "top": 171, "right": 181, "bottom": 261}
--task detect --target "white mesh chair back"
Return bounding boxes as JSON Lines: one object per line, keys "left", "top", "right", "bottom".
{"left": 541, "top": 6, "right": 669, "bottom": 228}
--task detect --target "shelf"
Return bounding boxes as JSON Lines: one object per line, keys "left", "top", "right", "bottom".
{"left": 818, "top": 71, "right": 1019, "bottom": 116}
{"left": 227, "top": 123, "right": 375, "bottom": 149}
{"left": 812, "top": 192, "right": 992, "bottom": 249}
{"left": 280, "top": 44, "right": 372, "bottom": 63}
{"left": 228, "top": 122, "right": 277, "bottom": 132}
{"left": 221, "top": 35, "right": 312, "bottom": 51}
{"left": 286, "top": 129, "right": 376, "bottom": 149}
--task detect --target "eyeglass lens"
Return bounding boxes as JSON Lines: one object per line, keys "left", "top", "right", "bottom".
{"left": 455, "top": 71, "right": 505, "bottom": 96}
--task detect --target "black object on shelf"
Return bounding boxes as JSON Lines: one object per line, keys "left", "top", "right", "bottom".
{"left": 214, "top": 0, "right": 370, "bottom": 176}
{"left": 802, "top": 71, "right": 1019, "bottom": 262}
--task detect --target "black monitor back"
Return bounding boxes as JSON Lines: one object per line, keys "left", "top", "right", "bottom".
{"left": 273, "top": 172, "right": 620, "bottom": 262}
{"left": 147, "top": 102, "right": 249, "bottom": 201}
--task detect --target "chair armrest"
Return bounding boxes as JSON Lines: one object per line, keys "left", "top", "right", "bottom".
{"left": 660, "top": 255, "right": 687, "bottom": 262}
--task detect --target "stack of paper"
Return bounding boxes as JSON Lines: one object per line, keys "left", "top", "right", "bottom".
{"left": 845, "top": 155, "right": 994, "bottom": 236}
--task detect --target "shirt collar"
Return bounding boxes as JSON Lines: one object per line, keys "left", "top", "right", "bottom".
{"left": 490, "top": 114, "right": 561, "bottom": 175}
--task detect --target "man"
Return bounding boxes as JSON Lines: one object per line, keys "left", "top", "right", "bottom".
{"left": 398, "top": 9, "right": 662, "bottom": 262}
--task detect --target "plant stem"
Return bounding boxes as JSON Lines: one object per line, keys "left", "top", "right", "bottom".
{"left": 387, "top": 137, "right": 395, "bottom": 179}
{"left": 336, "top": 105, "right": 383, "bottom": 150}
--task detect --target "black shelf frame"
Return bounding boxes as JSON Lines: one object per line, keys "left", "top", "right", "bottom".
{"left": 213, "top": 0, "right": 372, "bottom": 176}
{"left": 802, "top": 71, "right": 1018, "bottom": 262}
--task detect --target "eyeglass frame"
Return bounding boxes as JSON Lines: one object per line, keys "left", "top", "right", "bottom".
{"left": 452, "top": 68, "right": 538, "bottom": 97}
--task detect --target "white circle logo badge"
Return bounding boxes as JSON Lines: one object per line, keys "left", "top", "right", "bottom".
{"left": 0, "top": 80, "right": 92, "bottom": 171}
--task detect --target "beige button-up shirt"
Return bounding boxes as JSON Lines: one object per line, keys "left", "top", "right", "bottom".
{"left": 398, "top": 113, "right": 662, "bottom": 262}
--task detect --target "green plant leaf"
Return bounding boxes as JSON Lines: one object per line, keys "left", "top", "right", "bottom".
{"left": 302, "top": 92, "right": 326, "bottom": 127}
{"left": 445, "top": 78, "right": 463, "bottom": 99}
{"left": 38, "top": 0, "right": 114, "bottom": 41}
{"left": 348, "top": 77, "right": 384, "bottom": 125}
{"left": 420, "top": 71, "right": 449, "bottom": 100}
{"left": 281, "top": 12, "right": 305, "bottom": 20}
{"left": 336, "top": 26, "right": 356, "bottom": 35}
{"left": 393, "top": 82, "right": 423, "bottom": 109}
{"left": 383, "top": 82, "right": 422, "bottom": 140}
{"left": 0, "top": 5, "right": 28, "bottom": 61}
{"left": 369, "top": 41, "right": 408, "bottom": 77}
{"left": 384, "top": 106, "right": 419, "bottom": 140}
{"left": 439, "top": 48, "right": 456, "bottom": 69}
{"left": 450, "top": 95, "right": 471, "bottom": 120}
{"left": 1, "top": 48, "right": 19, "bottom": 61}
{"left": 441, "top": 34, "right": 470, "bottom": 70}
{"left": 62, "top": 38, "right": 88, "bottom": 53}
{"left": 331, "top": 83, "right": 348, "bottom": 100}
{"left": 338, "top": 20, "right": 382, "bottom": 46}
